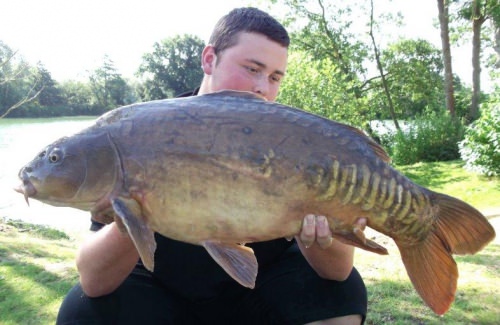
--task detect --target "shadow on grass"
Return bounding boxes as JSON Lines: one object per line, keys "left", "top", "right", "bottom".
{"left": 397, "top": 160, "right": 468, "bottom": 189}
{"left": 0, "top": 260, "right": 75, "bottom": 324}
{"left": 455, "top": 243, "right": 499, "bottom": 272}
{"left": 0, "top": 230, "right": 77, "bottom": 324}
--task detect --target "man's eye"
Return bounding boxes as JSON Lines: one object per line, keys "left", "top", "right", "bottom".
{"left": 270, "top": 75, "right": 282, "bottom": 83}
{"left": 245, "top": 66, "right": 259, "bottom": 74}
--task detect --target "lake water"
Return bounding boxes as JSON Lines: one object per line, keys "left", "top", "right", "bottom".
{"left": 0, "top": 116, "right": 97, "bottom": 233}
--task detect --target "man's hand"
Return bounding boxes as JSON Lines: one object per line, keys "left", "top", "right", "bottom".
{"left": 298, "top": 214, "right": 334, "bottom": 249}
{"left": 298, "top": 214, "right": 368, "bottom": 249}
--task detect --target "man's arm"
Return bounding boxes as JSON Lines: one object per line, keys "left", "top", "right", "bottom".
{"left": 76, "top": 222, "right": 139, "bottom": 297}
{"left": 296, "top": 215, "right": 365, "bottom": 281}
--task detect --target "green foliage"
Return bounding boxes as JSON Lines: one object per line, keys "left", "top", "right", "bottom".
{"left": 274, "top": 1, "right": 470, "bottom": 129}
{"left": 274, "top": 0, "right": 376, "bottom": 127}
{"left": 35, "top": 63, "right": 63, "bottom": 107}
{"left": 59, "top": 80, "right": 94, "bottom": 114}
{"left": 137, "top": 34, "right": 204, "bottom": 100}
{"left": 453, "top": 76, "right": 475, "bottom": 120}
{"left": 278, "top": 52, "right": 371, "bottom": 127}
{"left": 283, "top": 0, "right": 369, "bottom": 77}
{"left": 378, "top": 113, "right": 465, "bottom": 165}
{"left": 373, "top": 39, "right": 445, "bottom": 119}
{"left": 0, "top": 41, "right": 43, "bottom": 117}
{"left": 459, "top": 101, "right": 500, "bottom": 176}
{"left": 88, "top": 55, "right": 134, "bottom": 112}
{"left": 1, "top": 0, "right": 496, "bottom": 123}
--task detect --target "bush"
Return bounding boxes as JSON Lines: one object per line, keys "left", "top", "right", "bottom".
{"left": 378, "top": 113, "right": 464, "bottom": 166}
{"left": 459, "top": 103, "right": 500, "bottom": 176}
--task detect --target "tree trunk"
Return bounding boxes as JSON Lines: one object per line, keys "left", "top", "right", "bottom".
{"left": 437, "top": 0, "right": 456, "bottom": 117}
{"left": 494, "top": 22, "right": 500, "bottom": 67}
{"left": 369, "top": 0, "right": 400, "bottom": 131}
{"left": 470, "top": 0, "right": 486, "bottom": 122}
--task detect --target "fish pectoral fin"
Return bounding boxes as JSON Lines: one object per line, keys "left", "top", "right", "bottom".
{"left": 111, "top": 197, "right": 157, "bottom": 272}
{"left": 333, "top": 230, "right": 389, "bottom": 255}
{"left": 202, "top": 241, "right": 258, "bottom": 289}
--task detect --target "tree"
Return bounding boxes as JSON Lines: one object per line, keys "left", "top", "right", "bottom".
{"left": 454, "top": 0, "right": 500, "bottom": 121}
{"left": 271, "top": 0, "right": 374, "bottom": 126}
{"left": 368, "top": 0, "right": 400, "bottom": 130}
{"left": 137, "top": 34, "right": 205, "bottom": 100}
{"left": 280, "top": 0, "right": 368, "bottom": 81}
{"left": 36, "top": 63, "right": 63, "bottom": 107}
{"left": 0, "top": 41, "right": 43, "bottom": 117}
{"left": 277, "top": 51, "right": 371, "bottom": 126}
{"left": 59, "top": 80, "right": 96, "bottom": 115}
{"left": 272, "top": 0, "right": 473, "bottom": 126}
{"left": 494, "top": 17, "right": 500, "bottom": 66}
{"left": 459, "top": 98, "right": 500, "bottom": 175}
{"left": 379, "top": 39, "right": 445, "bottom": 118}
{"left": 437, "top": 0, "right": 456, "bottom": 117}
{"left": 88, "top": 55, "right": 131, "bottom": 112}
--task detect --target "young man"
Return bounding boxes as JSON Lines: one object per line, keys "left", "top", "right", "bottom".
{"left": 57, "top": 8, "right": 367, "bottom": 325}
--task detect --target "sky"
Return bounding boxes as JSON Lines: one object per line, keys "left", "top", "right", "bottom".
{"left": 0, "top": 0, "right": 251, "bottom": 80}
{"left": 0, "top": 0, "right": 490, "bottom": 89}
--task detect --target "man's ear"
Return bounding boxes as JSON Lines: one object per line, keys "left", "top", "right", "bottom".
{"left": 201, "top": 45, "right": 217, "bottom": 75}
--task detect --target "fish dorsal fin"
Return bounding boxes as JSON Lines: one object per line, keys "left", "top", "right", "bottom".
{"left": 341, "top": 123, "right": 391, "bottom": 163}
{"left": 367, "top": 139, "right": 391, "bottom": 163}
{"left": 202, "top": 241, "right": 258, "bottom": 288}
{"left": 206, "top": 90, "right": 267, "bottom": 101}
{"left": 112, "top": 197, "right": 157, "bottom": 272}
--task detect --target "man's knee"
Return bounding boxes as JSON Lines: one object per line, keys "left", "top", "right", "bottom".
{"left": 305, "top": 314, "right": 363, "bottom": 325}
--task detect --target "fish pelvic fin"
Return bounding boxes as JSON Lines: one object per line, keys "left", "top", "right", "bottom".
{"left": 202, "top": 241, "right": 258, "bottom": 289}
{"left": 396, "top": 191, "right": 495, "bottom": 315}
{"left": 332, "top": 229, "right": 389, "bottom": 255}
{"left": 112, "top": 197, "right": 156, "bottom": 272}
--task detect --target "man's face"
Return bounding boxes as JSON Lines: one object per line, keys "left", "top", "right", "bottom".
{"left": 201, "top": 32, "right": 288, "bottom": 102}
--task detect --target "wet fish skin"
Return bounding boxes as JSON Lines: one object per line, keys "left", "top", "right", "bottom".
{"left": 15, "top": 90, "right": 495, "bottom": 315}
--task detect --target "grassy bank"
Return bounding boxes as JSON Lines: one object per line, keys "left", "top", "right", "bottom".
{"left": 0, "top": 219, "right": 79, "bottom": 324}
{"left": 397, "top": 160, "right": 499, "bottom": 210}
{"left": 0, "top": 160, "right": 498, "bottom": 324}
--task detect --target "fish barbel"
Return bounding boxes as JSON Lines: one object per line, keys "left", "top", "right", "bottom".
{"left": 15, "top": 90, "right": 495, "bottom": 315}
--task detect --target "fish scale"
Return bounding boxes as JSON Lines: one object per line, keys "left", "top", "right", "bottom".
{"left": 15, "top": 90, "right": 495, "bottom": 315}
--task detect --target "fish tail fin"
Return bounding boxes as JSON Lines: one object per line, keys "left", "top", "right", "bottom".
{"left": 396, "top": 192, "right": 495, "bottom": 315}
{"left": 431, "top": 192, "right": 495, "bottom": 254}
{"left": 396, "top": 231, "right": 457, "bottom": 315}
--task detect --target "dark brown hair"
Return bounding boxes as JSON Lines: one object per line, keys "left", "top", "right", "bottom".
{"left": 208, "top": 7, "right": 289, "bottom": 55}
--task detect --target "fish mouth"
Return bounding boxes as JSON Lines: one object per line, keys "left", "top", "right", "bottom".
{"left": 14, "top": 179, "right": 37, "bottom": 206}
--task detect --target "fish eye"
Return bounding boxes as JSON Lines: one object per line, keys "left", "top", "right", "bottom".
{"left": 48, "top": 149, "right": 62, "bottom": 163}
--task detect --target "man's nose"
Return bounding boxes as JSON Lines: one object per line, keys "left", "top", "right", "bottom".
{"left": 252, "top": 77, "right": 269, "bottom": 98}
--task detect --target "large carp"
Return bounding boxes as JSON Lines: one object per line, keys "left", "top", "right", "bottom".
{"left": 15, "top": 91, "right": 495, "bottom": 315}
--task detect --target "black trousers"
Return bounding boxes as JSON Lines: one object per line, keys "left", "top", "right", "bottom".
{"left": 57, "top": 247, "right": 367, "bottom": 325}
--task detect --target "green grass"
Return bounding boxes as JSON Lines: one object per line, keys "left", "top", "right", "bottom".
{"left": 0, "top": 160, "right": 498, "bottom": 324}
{"left": 0, "top": 219, "right": 78, "bottom": 325}
{"left": 2, "top": 218, "right": 70, "bottom": 240}
{"left": 356, "top": 231, "right": 499, "bottom": 324}
{"left": 397, "top": 160, "right": 500, "bottom": 210}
